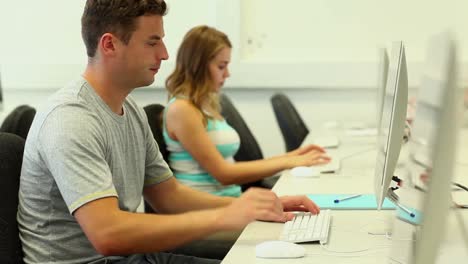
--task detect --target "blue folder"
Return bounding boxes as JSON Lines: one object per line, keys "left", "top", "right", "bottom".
{"left": 306, "top": 194, "right": 396, "bottom": 210}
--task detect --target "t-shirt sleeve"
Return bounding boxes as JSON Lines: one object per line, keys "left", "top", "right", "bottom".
{"left": 142, "top": 114, "right": 173, "bottom": 187}
{"left": 38, "top": 104, "right": 117, "bottom": 214}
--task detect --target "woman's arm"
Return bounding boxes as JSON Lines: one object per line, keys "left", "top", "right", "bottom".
{"left": 165, "top": 100, "right": 330, "bottom": 185}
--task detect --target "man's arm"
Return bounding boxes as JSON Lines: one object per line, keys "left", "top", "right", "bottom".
{"left": 75, "top": 186, "right": 290, "bottom": 256}
{"left": 143, "top": 177, "right": 233, "bottom": 214}
{"left": 144, "top": 177, "right": 322, "bottom": 218}
{"left": 74, "top": 197, "right": 225, "bottom": 256}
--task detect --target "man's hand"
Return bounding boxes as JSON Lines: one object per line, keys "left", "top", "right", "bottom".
{"left": 215, "top": 188, "right": 287, "bottom": 230}
{"left": 279, "top": 195, "right": 320, "bottom": 221}
{"left": 215, "top": 191, "right": 321, "bottom": 231}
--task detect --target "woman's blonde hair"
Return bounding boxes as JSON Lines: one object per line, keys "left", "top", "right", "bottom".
{"left": 165, "top": 25, "right": 231, "bottom": 117}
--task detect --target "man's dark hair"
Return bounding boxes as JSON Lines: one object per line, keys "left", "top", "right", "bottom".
{"left": 82, "top": 0, "right": 167, "bottom": 58}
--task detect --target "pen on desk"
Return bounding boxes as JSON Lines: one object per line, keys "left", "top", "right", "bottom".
{"left": 396, "top": 203, "right": 416, "bottom": 218}
{"left": 334, "top": 194, "right": 361, "bottom": 203}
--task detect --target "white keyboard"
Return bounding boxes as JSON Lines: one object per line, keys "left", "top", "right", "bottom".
{"left": 316, "top": 158, "right": 341, "bottom": 173}
{"left": 280, "top": 209, "right": 331, "bottom": 244}
{"left": 313, "top": 136, "right": 340, "bottom": 148}
{"left": 345, "top": 128, "right": 378, "bottom": 137}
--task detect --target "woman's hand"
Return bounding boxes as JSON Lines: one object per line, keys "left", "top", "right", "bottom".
{"left": 289, "top": 149, "right": 331, "bottom": 167}
{"left": 287, "top": 144, "right": 326, "bottom": 156}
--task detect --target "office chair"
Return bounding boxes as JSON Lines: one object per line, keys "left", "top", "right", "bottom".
{"left": 0, "top": 105, "right": 36, "bottom": 139}
{"left": 143, "top": 103, "right": 235, "bottom": 260}
{"left": 143, "top": 104, "right": 169, "bottom": 163}
{"left": 220, "top": 93, "right": 279, "bottom": 190}
{"left": 220, "top": 94, "right": 263, "bottom": 162}
{"left": 0, "top": 132, "right": 26, "bottom": 264}
{"left": 270, "top": 93, "right": 309, "bottom": 152}
{"left": 143, "top": 104, "right": 168, "bottom": 214}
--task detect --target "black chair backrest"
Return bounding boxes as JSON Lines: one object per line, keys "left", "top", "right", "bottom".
{"left": 143, "top": 104, "right": 169, "bottom": 163}
{"left": 143, "top": 104, "right": 168, "bottom": 213}
{"left": 220, "top": 93, "right": 263, "bottom": 161}
{"left": 0, "top": 105, "right": 36, "bottom": 139}
{"left": 0, "top": 132, "right": 25, "bottom": 263}
{"left": 270, "top": 93, "right": 309, "bottom": 152}
{"left": 219, "top": 94, "right": 281, "bottom": 191}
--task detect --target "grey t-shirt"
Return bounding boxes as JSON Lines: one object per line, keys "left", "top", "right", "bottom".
{"left": 17, "top": 77, "right": 173, "bottom": 264}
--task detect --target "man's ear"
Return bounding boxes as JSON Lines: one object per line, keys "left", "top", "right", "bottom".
{"left": 99, "top": 33, "right": 118, "bottom": 57}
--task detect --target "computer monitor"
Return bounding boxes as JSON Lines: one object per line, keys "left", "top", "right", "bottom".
{"left": 391, "top": 32, "right": 460, "bottom": 264}
{"left": 373, "top": 41, "right": 408, "bottom": 210}
{"left": 386, "top": 32, "right": 461, "bottom": 264}
{"left": 376, "top": 48, "right": 389, "bottom": 129}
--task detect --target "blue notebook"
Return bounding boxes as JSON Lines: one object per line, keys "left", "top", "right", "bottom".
{"left": 306, "top": 194, "right": 396, "bottom": 210}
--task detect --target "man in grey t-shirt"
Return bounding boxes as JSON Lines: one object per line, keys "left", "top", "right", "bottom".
{"left": 18, "top": 77, "right": 175, "bottom": 263}
{"left": 18, "top": 1, "right": 321, "bottom": 263}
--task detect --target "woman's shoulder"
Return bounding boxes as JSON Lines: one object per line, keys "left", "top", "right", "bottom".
{"left": 168, "top": 97, "right": 194, "bottom": 111}
{"left": 166, "top": 98, "right": 202, "bottom": 120}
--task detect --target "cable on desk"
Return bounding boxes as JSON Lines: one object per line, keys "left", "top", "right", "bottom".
{"left": 412, "top": 180, "right": 468, "bottom": 208}
{"left": 365, "top": 231, "right": 415, "bottom": 242}
{"left": 318, "top": 241, "right": 392, "bottom": 257}
{"left": 383, "top": 232, "right": 415, "bottom": 242}
{"left": 328, "top": 216, "right": 390, "bottom": 235}
{"left": 317, "top": 219, "right": 394, "bottom": 257}
{"left": 453, "top": 208, "right": 468, "bottom": 249}
{"left": 453, "top": 182, "right": 468, "bottom": 192}
{"left": 358, "top": 217, "right": 415, "bottom": 242}
{"left": 452, "top": 182, "right": 468, "bottom": 208}
{"left": 305, "top": 248, "right": 391, "bottom": 259}
{"left": 356, "top": 217, "right": 390, "bottom": 232}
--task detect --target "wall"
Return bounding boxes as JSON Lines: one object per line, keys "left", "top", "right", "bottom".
{"left": 1, "top": 0, "right": 467, "bottom": 90}
{"left": 0, "top": 0, "right": 240, "bottom": 89}
{"left": 240, "top": 0, "right": 468, "bottom": 87}
{"left": 0, "top": 0, "right": 466, "bottom": 156}
{"left": 242, "top": 0, "right": 468, "bottom": 61}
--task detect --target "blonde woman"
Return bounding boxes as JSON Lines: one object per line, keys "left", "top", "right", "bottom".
{"left": 164, "top": 25, "right": 331, "bottom": 197}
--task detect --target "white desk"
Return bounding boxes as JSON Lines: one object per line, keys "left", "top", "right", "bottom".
{"left": 223, "top": 211, "right": 395, "bottom": 264}
{"left": 222, "top": 129, "right": 468, "bottom": 264}
{"left": 303, "top": 122, "right": 378, "bottom": 148}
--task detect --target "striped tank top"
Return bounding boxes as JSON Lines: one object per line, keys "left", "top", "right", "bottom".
{"left": 163, "top": 98, "right": 242, "bottom": 197}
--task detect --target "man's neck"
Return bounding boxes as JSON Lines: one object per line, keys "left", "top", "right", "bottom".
{"left": 83, "top": 65, "right": 132, "bottom": 115}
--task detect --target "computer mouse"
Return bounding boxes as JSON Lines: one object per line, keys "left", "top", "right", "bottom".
{"left": 290, "top": 166, "right": 320, "bottom": 177}
{"left": 255, "top": 240, "right": 306, "bottom": 259}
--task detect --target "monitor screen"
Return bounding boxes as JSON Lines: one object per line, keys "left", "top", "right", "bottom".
{"left": 373, "top": 41, "right": 408, "bottom": 210}
{"left": 376, "top": 48, "right": 389, "bottom": 129}
{"left": 389, "top": 32, "right": 460, "bottom": 264}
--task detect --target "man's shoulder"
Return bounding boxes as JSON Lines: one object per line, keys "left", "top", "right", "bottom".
{"left": 50, "top": 78, "right": 91, "bottom": 107}
{"left": 31, "top": 79, "right": 99, "bottom": 135}
{"left": 39, "top": 78, "right": 88, "bottom": 110}
{"left": 124, "top": 95, "right": 147, "bottom": 121}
